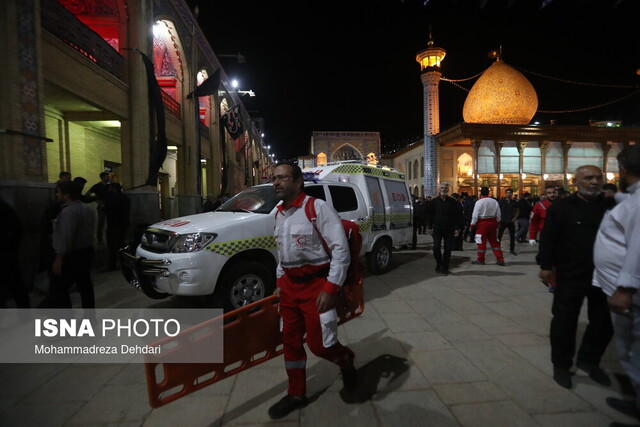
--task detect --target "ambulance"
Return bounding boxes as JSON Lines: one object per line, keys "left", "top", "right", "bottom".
{"left": 120, "top": 161, "right": 412, "bottom": 311}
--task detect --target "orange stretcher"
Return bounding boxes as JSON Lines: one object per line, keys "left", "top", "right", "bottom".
{"left": 143, "top": 277, "right": 364, "bottom": 408}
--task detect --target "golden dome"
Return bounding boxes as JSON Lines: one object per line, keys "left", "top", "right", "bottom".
{"left": 462, "top": 61, "right": 538, "bottom": 125}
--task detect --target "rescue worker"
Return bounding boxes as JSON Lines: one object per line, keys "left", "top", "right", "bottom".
{"left": 470, "top": 187, "right": 505, "bottom": 265}
{"left": 269, "top": 162, "right": 357, "bottom": 420}
{"left": 529, "top": 185, "right": 557, "bottom": 244}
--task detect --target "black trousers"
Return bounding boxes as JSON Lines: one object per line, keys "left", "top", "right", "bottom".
{"left": 41, "top": 247, "right": 95, "bottom": 309}
{"left": 432, "top": 228, "right": 455, "bottom": 270}
{"left": 550, "top": 281, "right": 613, "bottom": 370}
{"left": 412, "top": 221, "right": 420, "bottom": 249}
{"left": 498, "top": 221, "right": 516, "bottom": 252}
{"left": 106, "top": 224, "right": 128, "bottom": 269}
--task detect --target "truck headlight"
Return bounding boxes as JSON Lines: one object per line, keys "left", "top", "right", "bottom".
{"left": 171, "top": 233, "right": 217, "bottom": 253}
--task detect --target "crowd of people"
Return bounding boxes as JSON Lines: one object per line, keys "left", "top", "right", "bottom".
{"left": 409, "top": 147, "right": 639, "bottom": 423}
{"left": 0, "top": 171, "right": 132, "bottom": 309}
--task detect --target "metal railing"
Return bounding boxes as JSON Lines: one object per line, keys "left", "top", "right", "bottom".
{"left": 41, "top": 0, "right": 124, "bottom": 80}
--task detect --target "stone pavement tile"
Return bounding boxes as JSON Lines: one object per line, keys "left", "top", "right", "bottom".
{"left": 432, "top": 321, "right": 492, "bottom": 343}
{"left": 379, "top": 312, "right": 433, "bottom": 334}
{"left": 391, "top": 285, "right": 432, "bottom": 301}
{"left": 370, "top": 299, "right": 414, "bottom": 314}
{"left": 494, "top": 333, "right": 548, "bottom": 348}
{"left": 409, "top": 299, "right": 465, "bottom": 324}
{"left": 463, "top": 312, "right": 520, "bottom": 331}
{"left": 450, "top": 399, "right": 538, "bottom": 426}
{"left": 0, "top": 401, "right": 86, "bottom": 427}
{"left": 108, "top": 363, "right": 147, "bottom": 385}
{"left": 356, "top": 332, "right": 410, "bottom": 364}
{"left": 454, "top": 340, "right": 591, "bottom": 413}
{"left": 483, "top": 301, "right": 533, "bottom": 317}
{"left": 572, "top": 380, "right": 636, "bottom": 424}
{"left": 433, "top": 381, "right": 508, "bottom": 405}
{"left": 143, "top": 394, "right": 229, "bottom": 427}
{"left": 512, "top": 344, "right": 552, "bottom": 375}
{"left": 396, "top": 331, "right": 452, "bottom": 352}
{"left": 511, "top": 315, "right": 551, "bottom": 336}
{"left": 412, "top": 349, "right": 486, "bottom": 384}
{"left": 509, "top": 293, "right": 552, "bottom": 315}
{"left": 0, "top": 363, "right": 67, "bottom": 398}
{"left": 429, "top": 291, "right": 495, "bottom": 316}
{"left": 462, "top": 291, "right": 509, "bottom": 304}
{"left": 67, "top": 384, "right": 151, "bottom": 424}
{"left": 300, "top": 391, "right": 378, "bottom": 427}
{"left": 487, "top": 283, "right": 532, "bottom": 297}
{"left": 372, "top": 389, "right": 458, "bottom": 427}
{"left": 533, "top": 411, "right": 612, "bottom": 427}
{"left": 222, "top": 367, "right": 291, "bottom": 424}
{"left": 22, "top": 364, "right": 124, "bottom": 404}
{"left": 342, "top": 312, "right": 388, "bottom": 339}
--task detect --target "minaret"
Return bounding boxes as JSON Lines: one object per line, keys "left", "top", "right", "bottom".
{"left": 416, "top": 31, "right": 445, "bottom": 196}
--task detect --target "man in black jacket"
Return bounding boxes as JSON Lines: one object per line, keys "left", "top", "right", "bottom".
{"left": 427, "top": 182, "right": 463, "bottom": 275}
{"left": 539, "top": 165, "right": 614, "bottom": 389}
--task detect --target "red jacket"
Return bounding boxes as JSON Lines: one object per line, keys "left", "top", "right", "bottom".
{"left": 529, "top": 199, "right": 551, "bottom": 240}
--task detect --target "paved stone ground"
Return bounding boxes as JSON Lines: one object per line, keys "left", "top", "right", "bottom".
{"left": 1, "top": 235, "right": 638, "bottom": 426}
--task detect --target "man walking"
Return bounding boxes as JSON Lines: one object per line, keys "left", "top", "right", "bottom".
{"left": 470, "top": 187, "right": 505, "bottom": 266}
{"left": 427, "top": 182, "right": 463, "bottom": 275}
{"left": 539, "top": 165, "right": 614, "bottom": 389}
{"left": 269, "top": 162, "right": 357, "bottom": 420}
{"left": 498, "top": 188, "right": 519, "bottom": 255}
{"left": 529, "top": 186, "right": 557, "bottom": 245}
{"left": 593, "top": 146, "right": 640, "bottom": 422}
{"left": 41, "top": 181, "right": 96, "bottom": 308}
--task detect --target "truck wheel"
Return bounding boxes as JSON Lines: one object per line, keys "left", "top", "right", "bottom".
{"left": 367, "top": 238, "right": 392, "bottom": 275}
{"left": 217, "top": 261, "right": 275, "bottom": 311}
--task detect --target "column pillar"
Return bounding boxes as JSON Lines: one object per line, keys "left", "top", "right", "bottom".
{"left": 517, "top": 140, "right": 527, "bottom": 195}
{"left": 421, "top": 70, "right": 441, "bottom": 196}
{"left": 495, "top": 140, "right": 503, "bottom": 198}
{"left": 472, "top": 139, "right": 481, "bottom": 196}
{"left": 539, "top": 140, "right": 549, "bottom": 193}
{"left": 562, "top": 140, "right": 572, "bottom": 189}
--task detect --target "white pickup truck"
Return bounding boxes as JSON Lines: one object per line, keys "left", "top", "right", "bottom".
{"left": 121, "top": 161, "right": 412, "bottom": 310}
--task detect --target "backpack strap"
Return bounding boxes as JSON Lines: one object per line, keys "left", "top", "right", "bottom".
{"left": 304, "top": 196, "right": 331, "bottom": 258}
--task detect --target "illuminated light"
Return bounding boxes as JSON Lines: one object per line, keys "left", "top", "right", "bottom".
{"left": 534, "top": 121, "right": 541, "bottom": 125}
{"left": 566, "top": 173, "right": 572, "bottom": 180}
{"left": 153, "top": 22, "right": 164, "bottom": 37}
{"left": 200, "top": 159, "right": 207, "bottom": 163}
{"left": 606, "top": 172, "right": 615, "bottom": 180}
{"left": 521, "top": 173, "right": 527, "bottom": 179}
{"left": 261, "top": 133, "right": 265, "bottom": 138}
{"left": 167, "top": 146, "right": 178, "bottom": 150}
{"left": 543, "top": 174, "right": 549, "bottom": 180}
{"left": 607, "top": 122, "right": 613, "bottom": 127}
{"left": 231, "top": 79, "right": 239, "bottom": 88}
{"left": 499, "top": 174, "right": 504, "bottom": 179}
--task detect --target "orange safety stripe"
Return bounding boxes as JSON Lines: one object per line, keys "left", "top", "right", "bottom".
{"left": 144, "top": 276, "right": 364, "bottom": 408}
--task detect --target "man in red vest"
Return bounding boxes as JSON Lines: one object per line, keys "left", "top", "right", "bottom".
{"left": 529, "top": 186, "right": 558, "bottom": 244}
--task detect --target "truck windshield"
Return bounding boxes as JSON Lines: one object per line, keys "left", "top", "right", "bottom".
{"left": 217, "top": 186, "right": 279, "bottom": 214}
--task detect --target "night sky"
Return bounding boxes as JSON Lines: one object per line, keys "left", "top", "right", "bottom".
{"left": 189, "top": 0, "right": 640, "bottom": 160}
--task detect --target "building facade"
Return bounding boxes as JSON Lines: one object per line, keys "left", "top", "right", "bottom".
{"left": 304, "top": 131, "right": 381, "bottom": 167}
{"left": 384, "top": 58, "right": 638, "bottom": 197}
{"left": 1, "top": 0, "right": 272, "bottom": 285}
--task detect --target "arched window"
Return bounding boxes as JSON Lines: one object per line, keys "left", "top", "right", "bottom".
{"left": 413, "top": 160, "right": 419, "bottom": 180}
{"left": 408, "top": 160, "right": 412, "bottom": 180}
{"left": 317, "top": 152, "right": 327, "bottom": 165}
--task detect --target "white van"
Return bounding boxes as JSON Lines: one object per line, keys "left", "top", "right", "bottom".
{"left": 121, "top": 161, "right": 412, "bottom": 310}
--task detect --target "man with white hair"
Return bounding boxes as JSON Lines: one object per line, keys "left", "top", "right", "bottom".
{"left": 539, "top": 165, "right": 614, "bottom": 389}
